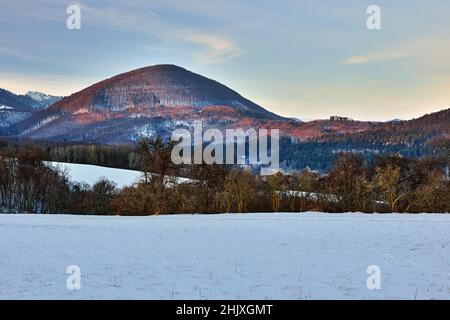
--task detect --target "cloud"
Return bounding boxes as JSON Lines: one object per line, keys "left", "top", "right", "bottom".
{"left": 343, "top": 37, "right": 450, "bottom": 68}
{"left": 176, "top": 29, "right": 243, "bottom": 63}
{"left": 344, "top": 50, "right": 408, "bottom": 65}
{"left": 79, "top": 4, "right": 242, "bottom": 63}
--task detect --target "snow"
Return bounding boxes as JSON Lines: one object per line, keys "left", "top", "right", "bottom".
{"left": 24, "top": 91, "right": 62, "bottom": 109}
{"left": 21, "top": 115, "right": 59, "bottom": 135}
{"left": 47, "top": 162, "right": 142, "bottom": 188}
{"left": 26, "top": 91, "right": 49, "bottom": 102}
{"left": 0, "top": 105, "right": 13, "bottom": 110}
{"left": 25, "top": 91, "right": 56, "bottom": 103}
{"left": 73, "top": 108, "right": 89, "bottom": 115}
{"left": 46, "top": 162, "right": 192, "bottom": 188}
{"left": 134, "top": 123, "right": 157, "bottom": 139}
{"left": 0, "top": 212, "right": 449, "bottom": 300}
{"left": 0, "top": 110, "right": 30, "bottom": 128}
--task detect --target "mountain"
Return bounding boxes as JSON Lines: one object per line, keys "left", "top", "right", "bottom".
{"left": 4, "top": 64, "right": 449, "bottom": 150}
{"left": 319, "top": 109, "right": 450, "bottom": 145}
{"left": 0, "top": 88, "right": 62, "bottom": 129}
{"left": 25, "top": 91, "right": 63, "bottom": 109}
{"left": 11, "top": 64, "right": 286, "bottom": 142}
{"left": 279, "top": 109, "right": 450, "bottom": 171}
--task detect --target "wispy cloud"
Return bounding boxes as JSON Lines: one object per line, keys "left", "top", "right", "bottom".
{"left": 79, "top": 4, "right": 242, "bottom": 63}
{"left": 344, "top": 50, "right": 408, "bottom": 65}
{"left": 343, "top": 37, "right": 450, "bottom": 67}
{"left": 176, "top": 29, "right": 243, "bottom": 63}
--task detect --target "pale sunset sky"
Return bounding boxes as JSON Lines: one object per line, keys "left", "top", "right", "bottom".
{"left": 1, "top": 0, "right": 450, "bottom": 120}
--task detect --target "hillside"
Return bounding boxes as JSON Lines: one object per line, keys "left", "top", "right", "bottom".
{"left": 0, "top": 88, "right": 62, "bottom": 129}
{"left": 323, "top": 109, "right": 450, "bottom": 145}
{"left": 11, "top": 65, "right": 286, "bottom": 143}
{"left": 2, "top": 64, "right": 449, "bottom": 172}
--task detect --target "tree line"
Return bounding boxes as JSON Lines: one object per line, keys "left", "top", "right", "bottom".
{"left": 1, "top": 138, "right": 449, "bottom": 214}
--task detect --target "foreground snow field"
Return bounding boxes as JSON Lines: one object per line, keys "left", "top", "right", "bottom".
{"left": 0, "top": 213, "right": 449, "bottom": 299}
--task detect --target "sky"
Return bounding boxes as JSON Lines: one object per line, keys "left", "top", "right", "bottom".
{"left": 1, "top": 0, "right": 450, "bottom": 121}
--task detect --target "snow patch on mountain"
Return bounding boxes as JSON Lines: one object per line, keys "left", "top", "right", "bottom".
{"left": 73, "top": 108, "right": 89, "bottom": 115}
{"left": 134, "top": 123, "right": 157, "bottom": 139}
{"left": 20, "top": 115, "right": 59, "bottom": 135}
{"left": 25, "top": 91, "right": 63, "bottom": 109}
{"left": 0, "top": 111, "right": 31, "bottom": 128}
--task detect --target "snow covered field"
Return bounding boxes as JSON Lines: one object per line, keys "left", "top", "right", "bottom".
{"left": 0, "top": 213, "right": 449, "bottom": 300}
{"left": 46, "top": 162, "right": 191, "bottom": 188}
{"left": 47, "top": 162, "right": 142, "bottom": 188}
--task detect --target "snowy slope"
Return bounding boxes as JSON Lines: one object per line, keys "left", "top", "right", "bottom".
{"left": 46, "top": 162, "right": 191, "bottom": 188}
{"left": 0, "top": 212, "right": 449, "bottom": 299}
{"left": 25, "top": 91, "right": 63, "bottom": 109}
{"left": 0, "top": 110, "right": 31, "bottom": 128}
{"left": 47, "top": 162, "right": 142, "bottom": 188}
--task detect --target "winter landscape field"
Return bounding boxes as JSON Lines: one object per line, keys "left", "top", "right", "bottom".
{"left": 1, "top": 212, "right": 449, "bottom": 300}
{"left": 2, "top": 0, "right": 450, "bottom": 305}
